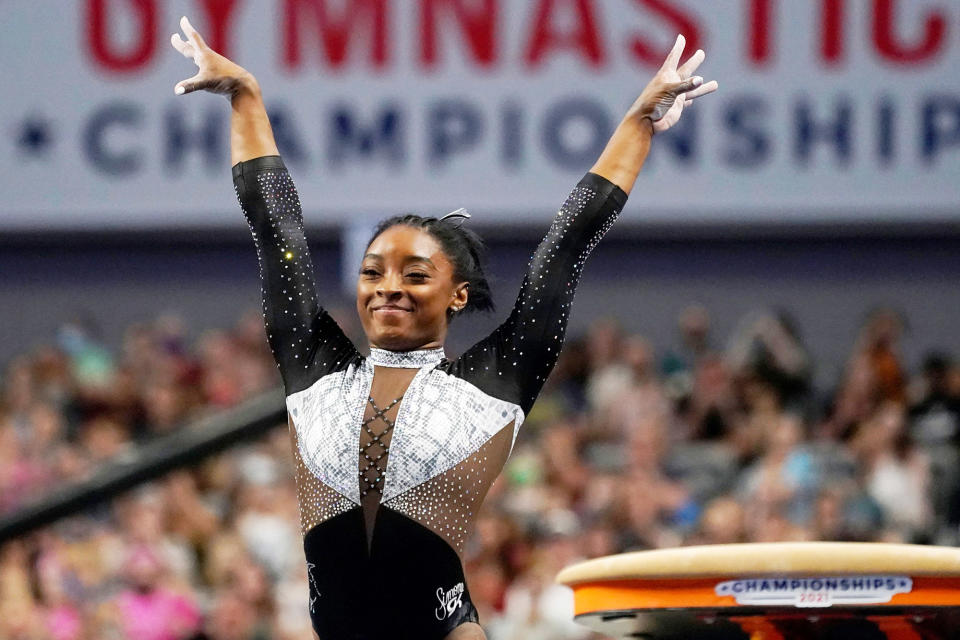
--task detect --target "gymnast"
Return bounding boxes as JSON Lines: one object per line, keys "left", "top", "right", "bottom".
{"left": 171, "top": 16, "right": 717, "bottom": 640}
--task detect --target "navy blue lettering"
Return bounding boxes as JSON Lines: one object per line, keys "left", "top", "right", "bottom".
{"left": 795, "top": 97, "right": 853, "bottom": 165}
{"left": 723, "top": 95, "right": 770, "bottom": 168}
{"left": 164, "top": 105, "right": 223, "bottom": 174}
{"left": 922, "top": 95, "right": 960, "bottom": 162}
{"left": 877, "top": 97, "right": 896, "bottom": 164}
{"left": 83, "top": 102, "right": 143, "bottom": 177}
{"left": 328, "top": 103, "right": 404, "bottom": 165}
{"left": 501, "top": 102, "right": 524, "bottom": 166}
{"left": 428, "top": 99, "right": 484, "bottom": 165}
{"left": 540, "top": 97, "right": 611, "bottom": 170}
{"left": 267, "top": 103, "right": 309, "bottom": 166}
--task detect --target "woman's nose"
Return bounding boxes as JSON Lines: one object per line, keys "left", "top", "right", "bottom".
{"left": 376, "top": 272, "right": 402, "bottom": 296}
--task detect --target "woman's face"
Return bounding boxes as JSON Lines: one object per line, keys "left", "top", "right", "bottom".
{"left": 357, "top": 225, "right": 468, "bottom": 351}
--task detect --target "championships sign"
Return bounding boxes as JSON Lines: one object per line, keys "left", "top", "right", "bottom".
{"left": 1, "top": 0, "right": 958, "bottom": 229}
{"left": 716, "top": 575, "right": 914, "bottom": 608}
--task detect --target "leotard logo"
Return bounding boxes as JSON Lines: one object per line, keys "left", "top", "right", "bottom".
{"left": 435, "top": 582, "right": 465, "bottom": 620}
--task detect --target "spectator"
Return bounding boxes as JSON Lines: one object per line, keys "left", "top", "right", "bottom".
{"left": 851, "top": 401, "right": 932, "bottom": 539}
{"left": 112, "top": 545, "right": 202, "bottom": 640}
{"left": 910, "top": 352, "right": 960, "bottom": 447}
{"left": 727, "top": 309, "right": 811, "bottom": 411}
{"left": 690, "top": 496, "right": 746, "bottom": 545}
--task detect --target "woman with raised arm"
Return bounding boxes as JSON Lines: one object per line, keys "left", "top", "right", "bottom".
{"left": 171, "top": 16, "right": 716, "bottom": 640}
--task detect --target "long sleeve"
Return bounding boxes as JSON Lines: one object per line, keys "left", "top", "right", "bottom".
{"left": 451, "top": 172, "right": 628, "bottom": 414}
{"left": 233, "top": 155, "right": 359, "bottom": 395}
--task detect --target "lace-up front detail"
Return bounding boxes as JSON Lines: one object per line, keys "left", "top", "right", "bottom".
{"left": 359, "top": 395, "right": 403, "bottom": 497}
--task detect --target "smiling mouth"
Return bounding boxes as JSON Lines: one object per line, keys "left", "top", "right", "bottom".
{"left": 373, "top": 306, "right": 412, "bottom": 313}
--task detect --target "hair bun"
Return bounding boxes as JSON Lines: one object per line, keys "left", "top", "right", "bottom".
{"left": 439, "top": 208, "right": 471, "bottom": 228}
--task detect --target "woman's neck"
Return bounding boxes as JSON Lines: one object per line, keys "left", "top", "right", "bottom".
{"left": 368, "top": 345, "right": 446, "bottom": 369}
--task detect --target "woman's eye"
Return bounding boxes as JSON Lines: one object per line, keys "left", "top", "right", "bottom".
{"left": 406, "top": 272, "right": 429, "bottom": 280}
{"left": 361, "top": 268, "right": 380, "bottom": 277}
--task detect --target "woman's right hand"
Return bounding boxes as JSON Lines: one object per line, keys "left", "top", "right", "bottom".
{"left": 171, "top": 16, "right": 254, "bottom": 97}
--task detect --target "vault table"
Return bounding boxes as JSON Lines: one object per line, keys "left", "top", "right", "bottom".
{"left": 556, "top": 542, "right": 960, "bottom": 639}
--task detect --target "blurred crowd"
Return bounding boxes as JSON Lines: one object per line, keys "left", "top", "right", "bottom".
{"left": 1, "top": 303, "right": 959, "bottom": 640}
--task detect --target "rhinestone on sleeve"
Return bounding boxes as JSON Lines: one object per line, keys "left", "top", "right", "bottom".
{"left": 453, "top": 172, "right": 627, "bottom": 414}
{"left": 233, "top": 156, "right": 359, "bottom": 395}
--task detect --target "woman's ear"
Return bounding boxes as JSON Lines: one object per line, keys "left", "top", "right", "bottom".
{"left": 450, "top": 282, "right": 470, "bottom": 314}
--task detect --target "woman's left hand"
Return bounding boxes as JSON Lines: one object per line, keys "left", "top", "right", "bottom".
{"left": 626, "top": 34, "right": 719, "bottom": 133}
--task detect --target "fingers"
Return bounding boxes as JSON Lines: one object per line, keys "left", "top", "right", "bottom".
{"left": 175, "top": 72, "right": 204, "bottom": 96}
{"left": 682, "top": 79, "right": 719, "bottom": 106}
{"left": 670, "top": 75, "right": 703, "bottom": 97}
{"left": 685, "top": 79, "right": 719, "bottom": 101}
{"left": 170, "top": 33, "right": 196, "bottom": 61}
{"left": 179, "top": 16, "right": 208, "bottom": 50}
{"left": 172, "top": 16, "right": 206, "bottom": 89}
{"left": 660, "top": 34, "right": 686, "bottom": 71}
{"left": 677, "top": 48, "right": 705, "bottom": 78}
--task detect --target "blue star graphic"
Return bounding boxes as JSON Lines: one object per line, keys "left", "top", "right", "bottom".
{"left": 17, "top": 116, "right": 53, "bottom": 156}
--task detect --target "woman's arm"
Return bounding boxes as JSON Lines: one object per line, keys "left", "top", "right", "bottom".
{"left": 455, "top": 35, "right": 717, "bottom": 414}
{"left": 455, "top": 169, "right": 628, "bottom": 414}
{"left": 228, "top": 80, "right": 279, "bottom": 165}
{"left": 171, "top": 17, "right": 358, "bottom": 394}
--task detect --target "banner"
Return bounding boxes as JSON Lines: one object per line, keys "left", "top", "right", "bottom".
{"left": 1, "top": 0, "right": 958, "bottom": 229}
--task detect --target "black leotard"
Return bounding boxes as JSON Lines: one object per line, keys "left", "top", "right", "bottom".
{"left": 233, "top": 155, "right": 627, "bottom": 640}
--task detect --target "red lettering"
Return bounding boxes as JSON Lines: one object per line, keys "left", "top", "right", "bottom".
{"left": 628, "top": 0, "right": 702, "bottom": 66}
{"left": 524, "top": 0, "right": 605, "bottom": 68}
{"left": 751, "top": 0, "right": 848, "bottom": 67}
{"left": 420, "top": 0, "right": 497, "bottom": 68}
{"left": 283, "top": 0, "right": 389, "bottom": 70}
{"left": 86, "top": 0, "right": 157, "bottom": 72}
{"left": 873, "top": 0, "right": 946, "bottom": 64}
{"left": 822, "top": 0, "right": 845, "bottom": 64}
{"left": 747, "top": 0, "right": 773, "bottom": 65}
{"left": 197, "top": 0, "right": 243, "bottom": 59}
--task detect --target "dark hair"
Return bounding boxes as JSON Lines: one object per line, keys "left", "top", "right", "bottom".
{"left": 366, "top": 214, "right": 494, "bottom": 318}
